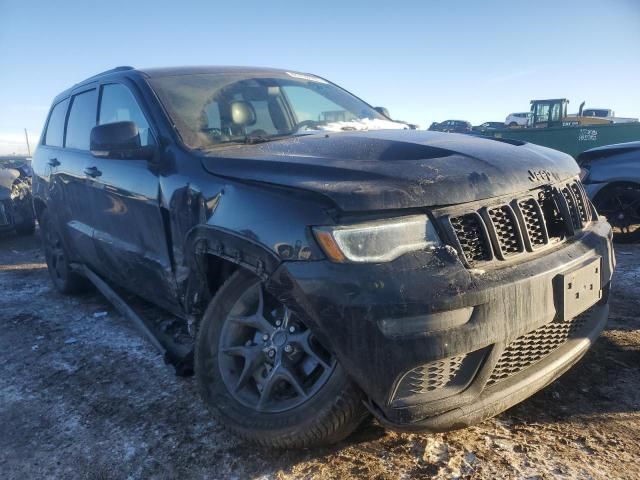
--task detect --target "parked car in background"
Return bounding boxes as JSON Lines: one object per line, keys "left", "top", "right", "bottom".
{"left": 582, "top": 108, "right": 613, "bottom": 118}
{"left": 0, "top": 156, "right": 36, "bottom": 235}
{"left": 33, "top": 65, "right": 613, "bottom": 448}
{"left": 505, "top": 112, "right": 530, "bottom": 127}
{"left": 472, "top": 121, "right": 504, "bottom": 132}
{"left": 578, "top": 107, "right": 638, "bottom": 124}
{"left": 428, "top": 119, "right": 472, "bottom": 133}
{"left": 578, "top": 141, "right": 640, "bottom": 242}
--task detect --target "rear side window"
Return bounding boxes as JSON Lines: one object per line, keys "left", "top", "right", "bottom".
{"left": 65, "top": 89, "right": 98, "bottom": 150}
{"left": 99, "top": 83, "right": 152, "bottom": 146}
{"left": 44, "top": 99, "right": 69, "bottom": 147}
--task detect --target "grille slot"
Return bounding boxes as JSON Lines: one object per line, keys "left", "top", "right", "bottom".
{"left": 571, "top": 182, "right": 590, "bottom": 223}
{"left": 562, "top": 186, "right": 582, "bottom": 229}
{"left": 395, "top": 355, "right": 467, "bottom": 396}
{"left": 449, "top": 213, "right": 491, "bottom": 265}
{"left": 487, "top": 312, "right": 590, "bottom": 386}
{"left": 518, "top": 198, "right": 547, "bottom": 248}
{"left": 487, "top": 205, "right": 523, "bottom": 257}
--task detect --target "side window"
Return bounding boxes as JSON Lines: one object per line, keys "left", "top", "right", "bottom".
{"left": 99, "top": 83, "right": 152, "bottom": 146}
{"left": 44, "top": 98, "right": 69, "bottom": 147}
{"left": 65, "top": 89, "right": 98, "bottom": 150}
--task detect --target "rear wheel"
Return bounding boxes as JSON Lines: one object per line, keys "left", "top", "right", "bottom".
{"left": 195, "top": 270, "right": 368, "bottom": 448}
{"left": 594, "top": 184, "right": 640, "bottom": 243}
{"left": 40, "top": 209, "right": 89, "bottom": 293}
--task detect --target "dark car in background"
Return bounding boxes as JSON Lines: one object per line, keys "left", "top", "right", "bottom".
{"left": 32, "top": 65, "right": 613, "bottom": 448}
{"left": 578, "top": 141, "right": 640, "bottom": 242}
{"left": 0, "top": 156, "right": 36, "bottom": 235}
{"left": 428, "top": 119, "right": 472, "bottom": 133}
{"left": 472, "top": 121, "right": 505, "bottom": 132}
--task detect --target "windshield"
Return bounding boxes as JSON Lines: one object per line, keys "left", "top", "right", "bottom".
{"left": 148, "top": 71, "right": 405, "bottom": 149}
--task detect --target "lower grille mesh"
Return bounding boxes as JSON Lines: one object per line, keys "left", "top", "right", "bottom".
{"left": 395, "top": 355, "right": 467, "bottom": 396}
{"left": 487, "top": 312, "right": 590, "bottom": 386}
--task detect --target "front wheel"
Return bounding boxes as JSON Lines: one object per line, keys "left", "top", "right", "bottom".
{"left": 195, "top": 270, "right": 368, "bottom": 448}
{"left": 594, "top": 184, "right": 640, "bottom": 243}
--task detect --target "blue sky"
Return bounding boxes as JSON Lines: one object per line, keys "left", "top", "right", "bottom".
{"left": 1, "top": 0, "right": 639, "bottom": 154}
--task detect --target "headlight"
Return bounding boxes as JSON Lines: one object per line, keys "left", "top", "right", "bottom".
{"left": 313, "top": 214, "right": 440, "bottom": 263}
{"left": 579, "top": 166, "right": 590, "bottom": 181}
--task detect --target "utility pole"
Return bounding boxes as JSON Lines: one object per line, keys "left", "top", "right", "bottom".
{"left": 24, "top": 128, "right": 31, "bottom": 156}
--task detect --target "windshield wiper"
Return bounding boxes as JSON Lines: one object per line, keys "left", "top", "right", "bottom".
{"left": 242, "top": 132, "right": 315, "bottom": 145}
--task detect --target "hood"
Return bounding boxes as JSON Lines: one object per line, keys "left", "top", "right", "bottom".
{"left": 199, "top": 130, "right": 579, "bottom": 212}
{"left": 578, "top": 141, "right": 640, "bottom": 164}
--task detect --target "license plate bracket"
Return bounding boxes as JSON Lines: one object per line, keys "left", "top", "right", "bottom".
{"left": 557, "top": 257, "right": 602, "bottom": 321}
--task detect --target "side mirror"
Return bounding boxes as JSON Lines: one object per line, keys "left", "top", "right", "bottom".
{"left": 374, "top": 106, "right": 391, "bottom": 119}
{"left": 90, "top": 121, "right": 154, "bottom": 160}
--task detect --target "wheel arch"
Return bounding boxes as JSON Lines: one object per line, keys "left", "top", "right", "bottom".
{"left": 591, "top": 180, "right": 640, "bottom": 205}
{"left": 32, "top": 197, "right": 47, "bottom": 223}
{"left": 182, "top": 225, "right": 283, "bottom": 317}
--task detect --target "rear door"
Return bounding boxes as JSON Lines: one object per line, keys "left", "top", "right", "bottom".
{"left": 32, "top": 97, "right": 69, "bottom": 230}
{"left": 84, "top": 81, "right": 177, "bottom": 306}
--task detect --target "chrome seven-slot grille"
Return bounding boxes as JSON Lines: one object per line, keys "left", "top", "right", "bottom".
{"left": 442, "top": 179, "right": 592, "bottom": 267}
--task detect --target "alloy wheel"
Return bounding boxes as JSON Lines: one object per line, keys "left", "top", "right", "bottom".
{"left": 218, "top": 283, "right": 336, "bottom": 413}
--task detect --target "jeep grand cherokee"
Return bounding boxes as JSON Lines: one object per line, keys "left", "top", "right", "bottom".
{"left": 32, "top": 66, "right": 615, "bottom": 448}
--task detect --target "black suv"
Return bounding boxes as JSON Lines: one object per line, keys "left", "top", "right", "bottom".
{"left": 428, "top": 119, "right": 472, "bottom": 133}
{"left": 33, "top": 66, "right": 614, "bottom": 448}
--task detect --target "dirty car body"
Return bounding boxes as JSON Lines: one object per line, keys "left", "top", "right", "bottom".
{"left": 32, "top": 66, "right": 614, "bottom": 444}
{"left": 578, "top": 142, "right": 640, "bottom": 240}
{"left": 0, "top": 157, "right": 36, "bottom": 235}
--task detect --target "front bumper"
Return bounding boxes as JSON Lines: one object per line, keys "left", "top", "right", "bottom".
{"left": 266, "top": 219, "right": 614, "bottom": 430}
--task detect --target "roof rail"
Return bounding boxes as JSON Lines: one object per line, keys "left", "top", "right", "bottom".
{"left": 76, "top": 66, "right": 135, "bottom": 85}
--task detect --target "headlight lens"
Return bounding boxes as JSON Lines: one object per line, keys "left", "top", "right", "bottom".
{"left": 313, "top": 214, "right": 440, "bottom": 263}
{"left": 579, "top": 166, "right": 590, "bottom": 181}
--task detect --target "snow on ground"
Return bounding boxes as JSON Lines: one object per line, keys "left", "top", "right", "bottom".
{"left": 1, "top": 232, "right": 639, "bottom": 479}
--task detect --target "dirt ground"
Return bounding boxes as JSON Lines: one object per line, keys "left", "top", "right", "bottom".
{"left": 1, "top": 231, "right": 639, "bottom": 480}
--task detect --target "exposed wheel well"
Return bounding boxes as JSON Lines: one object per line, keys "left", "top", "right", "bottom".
{"left": 592, "top": 181, "right": 640, "bottom": 204}
{"left": 33, "top": 198, "right": 47, "bottom": 223}
{"left": 205, "top": 254, "right": 240, "bottom": 300}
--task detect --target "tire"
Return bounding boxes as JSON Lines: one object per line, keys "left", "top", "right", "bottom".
{"left": 40, "top": 209, "right": 89, "bottom": 294}
{"left": 508, "top": 122, "right": 518, "bottom": 127}
{"left": 593, "top": 183, "right": 640, "bottom": 243}
{"left": 195, "top": 269, "right": 368, "bottom": 448}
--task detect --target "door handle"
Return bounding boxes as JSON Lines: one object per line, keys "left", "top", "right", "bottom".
{"left": 48, "top": 157, "right": 60, "bottom": 167}
{"left": 84, "top": 166, "right": 102, "bottom": 178}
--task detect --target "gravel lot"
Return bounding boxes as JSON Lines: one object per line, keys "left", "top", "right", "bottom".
{"left": 1, "top": 231, "right": 639, "bottom": 479}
